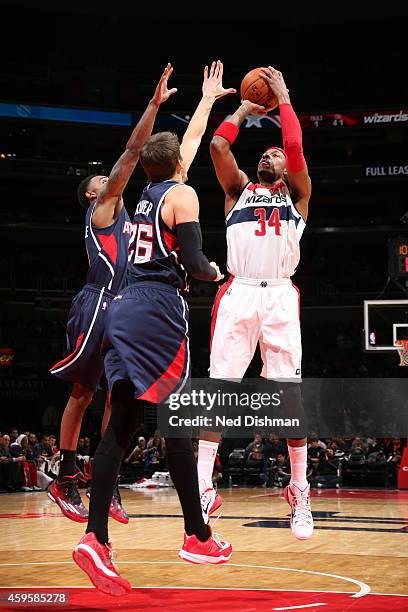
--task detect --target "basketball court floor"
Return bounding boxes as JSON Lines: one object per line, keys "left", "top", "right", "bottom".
{"left": 1, "top": 486, "right": 407, "bottom": 610}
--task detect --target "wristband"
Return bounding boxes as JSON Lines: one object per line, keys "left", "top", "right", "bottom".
{"left": 213, "top": 121, "right": 239, "bottom": 145}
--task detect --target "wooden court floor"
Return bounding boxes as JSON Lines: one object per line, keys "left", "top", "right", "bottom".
{"left": 0, "top": 486, "right": 407, "bottom": 609}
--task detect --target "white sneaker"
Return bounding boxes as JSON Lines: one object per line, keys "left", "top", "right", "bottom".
{"left": 200, "top": 487, "right": 222, "bottom": 524}
{"left": 284, "top": 483, "right": 314, "bottom": 540}
{"left": 21, "top": 486, "right": 33, "bottom": 492}
{"left": 32, "top": 486, "right": 42, "bottom": 491}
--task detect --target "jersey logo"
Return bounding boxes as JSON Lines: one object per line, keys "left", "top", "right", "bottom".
{"left": 245, "top": 194, "right": 287, "bottom": 206}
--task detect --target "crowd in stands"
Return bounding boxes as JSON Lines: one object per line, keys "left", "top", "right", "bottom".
{"left": 1, "top": 424, "right": 404, "bottom": 494}
{"left": 220, "top": 433, "right": 404, "bottom": 489}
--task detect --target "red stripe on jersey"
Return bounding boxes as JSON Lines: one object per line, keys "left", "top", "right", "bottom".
{"left": 210, "top": 275, "right": 234, "bottom": 350}
{"left": 292, "top": 281, "right": 301, "bottom": 319}
{"left": 139, "top": 338, "right": 186, "bottom": 403}
{"left": 163, "top": 229, "right": 179, "bottom": 253}
{"left": 50, "top": 333, "right": 85, "bottom": 371}
{"left": 247, "top": 181, "right": 286, "bottom": 193}
{"left": 98, "top": 233, "right": 118, "bottom": 264}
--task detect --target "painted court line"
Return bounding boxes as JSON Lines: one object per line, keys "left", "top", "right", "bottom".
{"left": 0, "top": 561, "right": 370, "bottom": 598}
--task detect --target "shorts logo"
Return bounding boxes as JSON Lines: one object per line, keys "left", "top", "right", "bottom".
{"left": 226, "top": 289, "right": 232, "bottom": 295}
{"left": 295, "top": 368, "right": 301, "bottom": 375}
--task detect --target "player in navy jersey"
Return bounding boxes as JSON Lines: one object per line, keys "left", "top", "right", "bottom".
{"left": 73, "top": 62, "right": 236, "bottom": 596}
{"left": 48, "top": 64, "right": 177, "bottom": 525}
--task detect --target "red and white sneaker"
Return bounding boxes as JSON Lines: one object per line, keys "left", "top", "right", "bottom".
{"left": 284, "top": 482, "right": 314, "bottom": 540}
{"left": 200, "top": 487, "right": 223, "bottom": 524}
{"left": 47, "top": 475, "right": 88, "bottom": 523}
{"left": 109, "top": 486, "right": 129, "bottom": 524}
{"left": 73, "top": 532, "right": 131, "bottom": 596}
{"left": 179, "top": 525, "right": 232, "bottom": 564}
{"left": 86, "top": 485, "right": 129, "bottom": 524}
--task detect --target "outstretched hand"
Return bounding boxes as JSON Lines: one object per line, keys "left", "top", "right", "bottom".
{"left": 151, "top": 63, "right": 178, "bottom": 105}
{"left": 202, "top": 60, "right": 236, "bottom": 100}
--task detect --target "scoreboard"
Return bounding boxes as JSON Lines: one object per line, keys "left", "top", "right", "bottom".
{"left": 388, "top": 237, "right": 408, "bottom": 278}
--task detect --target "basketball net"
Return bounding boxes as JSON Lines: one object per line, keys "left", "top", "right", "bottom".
{"left": 395, "top": 340, "right": 408, "bottom": 366}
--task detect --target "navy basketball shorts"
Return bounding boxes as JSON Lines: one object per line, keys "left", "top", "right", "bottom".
{"left": 103, "top": 281, "right": 190, "bottom": 403}
{"left": 50, "top": 284, "right": 115, "bottom": 391}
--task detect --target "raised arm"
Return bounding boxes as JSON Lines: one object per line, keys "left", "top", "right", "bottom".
{"left": 210, "top": 101, "right": 266, "bottom": 210}
{"left": 92, "top": 63, "right": 177, "bottom": 228}
{"left": 164, "top": 185, "right": 223, "bottom": 282}
{"left": 260, "top": 66, "right": 311, "bottom": 221}
{"left": 180, "top": 60, "right": 235, "bottom": 177}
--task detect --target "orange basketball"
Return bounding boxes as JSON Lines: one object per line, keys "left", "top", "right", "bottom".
{"left": 240, "top": 67, "right": 278, "bottom": 110}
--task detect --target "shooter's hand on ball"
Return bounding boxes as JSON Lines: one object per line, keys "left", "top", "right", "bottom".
{"left": 239, "top": 100, "right": 268, "bottom": 116}
{"left": 259, "top": 67, "right": 290, "bottom": 105}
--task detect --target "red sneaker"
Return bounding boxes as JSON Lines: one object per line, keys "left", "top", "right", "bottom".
{"left": 200, "top": 487, "right": 223, "bottom": 524}
{"left": 179, "top": 525, "right": 232, "bottom": 564}
{"left": 47, "top": 475, "right": 88, "bottom": 523}
{"left": 73, "top": 532, "right": 131, "bottom": 596}
{"left": 109, "top": 486, "right": 129, "bottom": 524}
{"left": 85, "top": 485, "right": 129, "bottom": 524}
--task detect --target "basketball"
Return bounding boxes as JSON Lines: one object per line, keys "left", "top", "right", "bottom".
{"left": 240, "top": 67, "right": 278, "bottom": 110}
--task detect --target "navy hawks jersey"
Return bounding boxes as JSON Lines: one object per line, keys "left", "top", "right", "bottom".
{"left": 127, "top": 180, "right": 186, "bottom": 290}
{"left": 226, "top": 181, "right": 306, "bottom": 279}
{"left": 85, "top": 202, "right": 131, "bottom": 295}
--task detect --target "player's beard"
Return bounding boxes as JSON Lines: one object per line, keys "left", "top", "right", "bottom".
{"left": 258, "top": 157, "right": 279, "bottom": 185}
{"left": 258, "top": 166, "right": 277, "bottom": 185}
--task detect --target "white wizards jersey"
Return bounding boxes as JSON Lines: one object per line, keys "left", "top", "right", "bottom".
{"left": 226, "top": 181, "right": 306, "bottom": 279}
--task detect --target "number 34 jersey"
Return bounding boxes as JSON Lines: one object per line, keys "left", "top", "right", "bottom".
{"left": 126, "top": 180, "right": 186, "bottom": 290}
{"left": 226, "top": 181, "right": 306, "bottom": 279}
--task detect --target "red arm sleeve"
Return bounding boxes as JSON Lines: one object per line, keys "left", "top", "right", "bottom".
{"left": 279, "top": 103, "right": 307, "bottom": 173}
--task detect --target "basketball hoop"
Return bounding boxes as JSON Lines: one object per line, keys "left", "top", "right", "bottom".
{"left": 395, "top": 340, "right": 408, "bottom": 366}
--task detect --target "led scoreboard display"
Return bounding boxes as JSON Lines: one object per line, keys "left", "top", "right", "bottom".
{"left": 388, "top": 237, "right": 408, "bottom": 278}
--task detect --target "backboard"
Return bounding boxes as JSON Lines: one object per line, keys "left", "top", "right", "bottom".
{"left": 363, "top": 299, "right": 408, "bottom": 352}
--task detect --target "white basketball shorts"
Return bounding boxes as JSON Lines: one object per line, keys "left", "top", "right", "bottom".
{"left": 210, "top": 276, "right": 302, "bottom": 381}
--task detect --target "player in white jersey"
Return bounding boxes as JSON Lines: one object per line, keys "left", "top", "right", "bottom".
{"left": 198, "top": 67, "right": 313, "bottom": 540}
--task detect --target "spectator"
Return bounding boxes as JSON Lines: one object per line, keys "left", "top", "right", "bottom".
{"left": 28, "top": 433, "right": 40, "bottom": 459}
{"left": 263, "top": 434, "right": 286, "bottom": 460}
{"left": 272, "top": 452, "right": 291, "bottom": 488}
{"left": 10, "top": 434, "right": 41, "bottom": 491}
{"left": 35, "top": 435, "right": 53, "bottom": 459}
{"left": 0, "top": 434, "right": 23, "bottom": 492}
{"left": 314, "top": 448, "right": 341, "bottom": 488}
{"left": 145, "top": 434, "right": 165, "bottom": 472}
{"left": 48, "top": 435, "right": 58, "bottom": 454}
{"left": 125, "top": 437, "right": 148, "bottom": 465}
{"left": 308, "top": 438, "right": 325, "bottom": 468}
{"left": 147, "top": 431, "right": 166, "bottom": 456}
{"left": 245, "top": 434, "right": 264, "bottom": 457}
{"left": 309, "top": 432, "right": 327, "bottom": 450}
{"left": 10, "top": 428, "right": 19, "bottom": 444}
{"left": 351, "top": 436, "right": 367, "bottom": 454}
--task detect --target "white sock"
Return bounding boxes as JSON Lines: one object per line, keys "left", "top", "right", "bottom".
{"left": 288, "top": 444, "right": 308, "bottom": 490}
{"left": 197, "top": 440, "right": 219, "bottom": 494}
